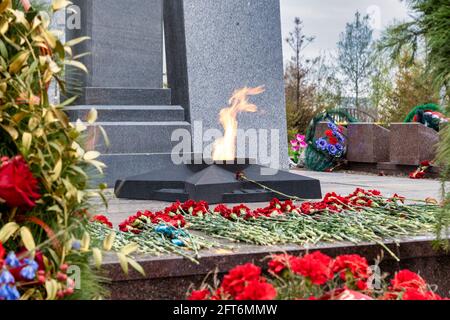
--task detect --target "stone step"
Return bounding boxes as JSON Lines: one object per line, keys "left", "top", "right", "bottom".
{"left": 93, "top": 153, "right": 176, "bottom": 187}
{"left": 87, "top": 121, "right": 191, "bottom": 154}
{"left": 66, "top": 105, "right": 185, "bottom": 122}
{"left": 76, "top": 88, "right": 172, "bottom": 105}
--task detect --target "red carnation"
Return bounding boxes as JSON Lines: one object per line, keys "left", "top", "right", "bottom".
{"left": 182, "top": 200, "right": 197, "bottom": 212}
{"left": 290, "top": 251, "right": 333, "bottom": 285}
{"left": 390, "top": 270, "right": 427, "bottom": 292}
{"left": 332, "top": 254, "right": 370, "bottom": 282}
{"left": 233, "top": 204, "right": 251, "bottom": 217}
{"left": 0, "top": 156, "right": 41, "bottom": 208}
{"left": 91, "top": 215, "right": 113, "bottom": 228}
{"left": 221, "top": 263, "right": 262, "bottom": 298}
{"left": 401, "top": 289, "right": 442, "bottom": 301}
{"left": 269, "top": 198, "right": 282, "bottom": 209}
{"left": 420, "top": 160, "right": 431, "bottom": 167}
{"left": 0, "top": 242, "right": 5, "bottom": 266}
{"left": 235, "top": 280, "right": 277, "bottom": 300}
{"left": 214, "top": 204, "right": 236, "bottom": 220}
{"left": 268, "top": 254, "right": 295, "bottom": 275}
{"left": 188, "top": 289, "right": 211, "bottom": 300}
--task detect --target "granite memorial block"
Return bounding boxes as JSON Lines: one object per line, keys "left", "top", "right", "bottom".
{"left": 164, "top": 0, "right": 289, "bottom": 169}
{"left": 66, "top": 0, "right": 190, "bottom": 186}
{"left": 389, "top": 123, "right": 439, "bottom": 166}
{"left": 67, "top": 0, "right": 170, "bottom": 105}
{"left": 347, "top": 123, "right": 390, "bottom": 163}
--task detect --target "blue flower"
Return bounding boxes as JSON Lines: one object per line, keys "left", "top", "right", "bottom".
{"left": 0, "top": 270, "right": 15, "bottom": 284}
{"left": 327, "top": 144, "right": 338, "bottom": 156}
{"left": 20, "top": 266, "right": 37, "bottom": 280}
{"left": 327, "top": 122, "right": 339, "bottom": 132}
{"left": 335, "top": 132, "right": 345, "bottom": 144}
{"left": 171, "top": 239, "right": 185, "bottom": 247}
{"left": 23, "top": 259, "right": 38, "bottom": 271}
{"left": 0, "top": 285, "right": 21, "bottom": 300}
{"left": 5, "top": 252, "right": 21, "bottom": 268}
{"left": 0, "top": 284, "right": 9, "bottom": 299}
{"left": 335, "top": 143, "right": 344, "bottom": 152}
{"left": 155, "top": 225, "right": 175, "bottom": 237}
{"left": 72, "top": 240, "right": 81, "bottom": 251}
{"left": 315, "top": 138, "right": 328, "bottom": 151}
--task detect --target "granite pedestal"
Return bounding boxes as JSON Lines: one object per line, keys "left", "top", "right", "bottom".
{"left": 102, "top": 236, "right": 450, "bottom": 300}
{"left": 389, "top": 123, "right": 439, "bottom": 166}
{"left": 66, "top": 0, "right": 189, "bottom": 186}
{"left": 347, "top": 123, "right": 390, "bottom": 163}
{"left": 164, "top": 0, "right": 289, "bottom": 169}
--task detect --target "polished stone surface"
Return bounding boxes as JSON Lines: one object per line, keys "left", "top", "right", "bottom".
{"left": 68, "top": 0, "right": 164, "bottom": 90}
{"left": 347, "top": 123, "right": 390, "bottom": 163}
{"left": 390, "top": 123, "right": 439, "bottom": 166}
{"left": 165, "top": 0, "right": 289, "bottom": 169}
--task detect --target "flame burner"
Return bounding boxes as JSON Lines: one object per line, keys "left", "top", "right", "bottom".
{"left": 114, "top": 157, "right": 322, "bottom": 204}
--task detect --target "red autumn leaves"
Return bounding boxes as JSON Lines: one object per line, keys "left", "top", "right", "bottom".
{"left": 188, "top": 251, "right": 445, "bottom": 300}
{"left": 0, "top": 156, "right": 40, "bottom": 209}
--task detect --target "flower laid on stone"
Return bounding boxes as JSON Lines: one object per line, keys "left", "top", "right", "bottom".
{"left": 409, "top": 160, "right": 432, "bottom": 179}
{"left": 100, "top": 192, "right": 438, "bottom": 260}
{"left": 187, "top": 251, "right": 446, "bottom": 300}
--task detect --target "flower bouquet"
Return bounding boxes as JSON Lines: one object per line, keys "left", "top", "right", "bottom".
{"left": 289, "top": 134, "right": 307, "bottom": 167}
{"left": 187, "top": 251, "right": 445, "bottom": 300}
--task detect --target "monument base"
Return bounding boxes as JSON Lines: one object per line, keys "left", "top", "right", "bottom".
{"left": 114, "top": 158, "right": 322, "bottom": 203}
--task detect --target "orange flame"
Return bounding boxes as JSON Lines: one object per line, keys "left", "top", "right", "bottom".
{"left": 212, "top": 86, "right": 265, "bottom": 161}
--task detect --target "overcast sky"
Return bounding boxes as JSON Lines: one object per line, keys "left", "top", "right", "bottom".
{"left": 280, "top": 0, "right": 412, "bottom": 63}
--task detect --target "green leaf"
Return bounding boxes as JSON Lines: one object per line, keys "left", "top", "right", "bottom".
{"left": 20, "top": 227, "right": 36, "bottom": 254}
{"left": 92, "top": 248, "right": 102, "bottom": 269}
{"left": 127, "top": 257, "right": 145, "bottom": 276}
{"left": 64, "top": 36, "right": 90, "bottom": 47}
{"left": 120, "top": 242, "right": 138, "bottom": 255}
{"left": 117, "top": 253, "right": 128, "bottom": 274}
{"left": 0, "top": 222, "right": 19, "bottom": 242}
{"left": 103, "top": 232, "right": 116, "bottom": 251}
{"left": 64, "top": 60, "right": 88, "bottom": 73}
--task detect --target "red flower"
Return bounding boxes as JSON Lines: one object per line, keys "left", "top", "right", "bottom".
{"left": 188, "top": 289, "right": 211, "bottom": 300}
{"left": 391, "top": 270, "right": 427, "bottom": 291}
{"left": 325, "top": 130, "right": 334, "bottom": 138}
{"left": 164, "top": 201, "right": 182, "bottom": 215}
{"left": 0, "top": 156, "right": 41, "bottom": 208}
{"left": 332, "top": 254, "right": 370, "bottom": 281}
{"left": 221, "top": 263, "right": 262, "bottom": 297}
{"left": 282, "top": 200, "right": 299, "bottom": 213}
{"left": 91, "top": 215, "right": 113, "bottom": 228}
{"left": 290, "top": 251, "right": 333, "bottom": 285}
{"left": 182, "top": 200, "right": 197, "bottom": 212}
{"left": 401, "top": 289, "right": 442, "bottom": 300}
{"left": 420, "top": 160, "right": 431, "bottom": 167}
{"left": 235, "top": 280, "right": 277, "bottom": 300}
{"left": 214, "top": 204, "right": 236, "bottom": 220}
{"left": 328, "top": 136, "right": 338, "bottom": 145}
{"left": 268, "top": 254, "right": 294, "bottom": 275}
{"left": 0, "top": 242, "right": 5, "bottom": 266}
{"left": 233, "top": 204, "right": 251, "bottom": 217}
{"left": 269, "top": 198, "right": 282, "bottom": 209}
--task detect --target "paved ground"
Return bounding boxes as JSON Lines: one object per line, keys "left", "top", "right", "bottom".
{"left": 93, "top": 170, "right": 445, "bottom": 226}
